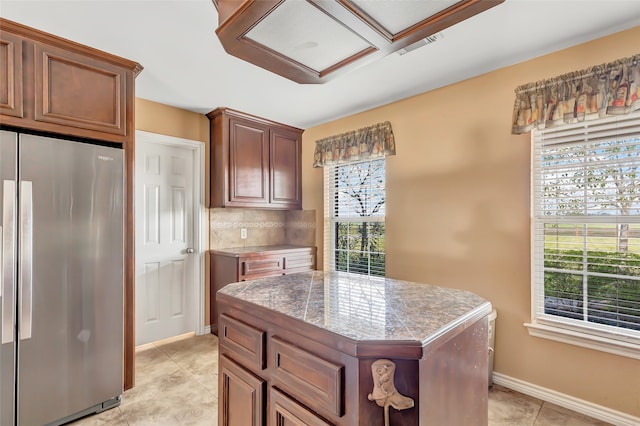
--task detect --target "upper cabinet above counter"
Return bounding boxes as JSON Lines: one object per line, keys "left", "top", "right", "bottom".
{"left": 207, "top": 107, "right": 303, "bottom": 210}
{"left": 0, "top": 18, "right": 142, "bottom": 145}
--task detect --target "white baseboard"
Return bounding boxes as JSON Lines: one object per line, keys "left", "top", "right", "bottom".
{"left": 204, "top": 325, "right": 211, "bottom": 335}
{"left": 492, "top": 372, "right": 640, "bottom": 426}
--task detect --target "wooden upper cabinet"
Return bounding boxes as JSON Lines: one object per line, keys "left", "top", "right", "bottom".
{"left": 228, "top": 115, "right": 270, "bottom": 205}
{"left": 208, "top": 107, "right": 303, "bottom": 209}
{"left": 0, "top": 18, "right": 142, "bottom": 144}
{"left": 0, "top": 30, "right": 24, "bottom": 118}
{"left": 270, "top": 127, "right": 302, "bottom": 208}
{"left": 33, "top": 42, "right": 127, "bottom": 137}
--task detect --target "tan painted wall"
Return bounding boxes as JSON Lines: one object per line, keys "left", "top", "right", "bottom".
{"left": 136, "top": 98, "right": 209, "bottom": 144}
{"left": 135, "top": 98, "right": 212, "bottom": 324}
{"left": 302, "top": 27, "right": 640, "bottom": 417}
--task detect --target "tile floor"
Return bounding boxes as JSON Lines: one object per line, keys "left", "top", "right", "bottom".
{"left": 72, "top": 333, "right": 611, "bottom": 426}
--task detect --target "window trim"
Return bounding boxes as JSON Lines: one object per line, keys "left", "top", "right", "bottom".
{"left": 526, "top": 116, "right": 640, "bottom": 359}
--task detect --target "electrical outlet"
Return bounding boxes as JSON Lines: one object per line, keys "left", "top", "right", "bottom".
{"left": 241, "top": 228, "right": 247, "bottom": 239}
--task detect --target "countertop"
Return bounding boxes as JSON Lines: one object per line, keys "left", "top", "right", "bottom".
{"left": 218, "top": 270, "right": 491, "bottom": 346}
{"left": 210, "top": 244, "right": 314, "bottom": 256}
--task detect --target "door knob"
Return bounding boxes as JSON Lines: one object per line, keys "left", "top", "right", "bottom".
{"left": 185, "top": 248, "right": 194, "bottom": 254}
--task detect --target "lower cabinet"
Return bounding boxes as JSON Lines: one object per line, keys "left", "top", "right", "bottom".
{"left": 219, "top": 355, "right": 265, "bottom": 426}
{"left": 218, "top": 313, "right": 339, "bottom": 426}
{"left": 270, "top": 388, "right": 332, "bottom": 426}
{"left": 210, "top": 245, "right": 316, "bottom": 334}
{"left": 219, "top": 356, "right": 334, "bottom": 426}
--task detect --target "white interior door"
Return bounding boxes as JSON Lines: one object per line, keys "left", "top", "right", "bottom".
{"left": 135, "top": 138, "right": 197, "bottom": 345}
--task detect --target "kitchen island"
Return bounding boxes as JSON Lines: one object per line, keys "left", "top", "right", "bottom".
{"left": 217, "top": 271, "right": 492, "bottom": 426}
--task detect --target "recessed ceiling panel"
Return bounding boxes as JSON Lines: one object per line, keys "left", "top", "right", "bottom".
{"left": 351, "top": 0, "right": 460, "bottom": 35}
{"left": 244, "top": 0, "right": 372, "bottom": 72}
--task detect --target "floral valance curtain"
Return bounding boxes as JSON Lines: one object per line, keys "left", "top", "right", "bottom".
{"left": 512, "top": 54, "right": 640, "bottom": 134}
{"left": 313, "top": 121, "right": 396, "bottom": 167}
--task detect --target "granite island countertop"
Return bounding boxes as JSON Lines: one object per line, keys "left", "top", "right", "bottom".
{"left": 217, "top": 270, "right": 491, "bottom": 349}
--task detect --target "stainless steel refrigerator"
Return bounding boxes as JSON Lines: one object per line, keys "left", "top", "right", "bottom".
{"left": 0, "top": 131, "right": 124, "bottom": 425}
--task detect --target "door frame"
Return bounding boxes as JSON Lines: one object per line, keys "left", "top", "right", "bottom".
{"left": 134, "top": 130, "right": 206, "bottom": 336}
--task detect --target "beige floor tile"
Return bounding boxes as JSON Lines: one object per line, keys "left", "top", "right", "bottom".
{"left": 134, "top": 345, "right": 181, "bottom": 386}
{"left": 191, "top": 370, "right": 219, "bottom": 396}
{"left": 488, "top": 385, "right": 543, "bottom": 426}
{"left": 533, "top": 403, "right": 612, "bottom": 426}
{"left": 154, "top": 333, "right": 217, "bottom": 356}
{"left": 161, "top": 340, "right": 218, "bottom": 373}
{"left": 120, "top": 369, "right": 217, "bottom": 426}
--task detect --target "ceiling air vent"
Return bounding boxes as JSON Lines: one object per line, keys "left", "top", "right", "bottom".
{"left": 397, "top": 32, "right": 444, "bottom": 56}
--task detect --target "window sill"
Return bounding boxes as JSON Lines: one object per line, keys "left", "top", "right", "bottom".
{"left": 524, "top": 321, "right": 640, "bottom": 360}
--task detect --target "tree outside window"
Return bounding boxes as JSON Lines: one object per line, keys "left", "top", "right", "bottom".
{"left": 539, "top": 134, "right": 640, "bottom": 332}
{"left": 331, "top": 159, "right": 385, "bottom": 277}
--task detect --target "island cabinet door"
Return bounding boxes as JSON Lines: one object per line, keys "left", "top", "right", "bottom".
{"left": 219, "top": 355, "right": 265, "bottom": 426}
{"left": 270, "top": 388, "right": 333, "bottom": 426}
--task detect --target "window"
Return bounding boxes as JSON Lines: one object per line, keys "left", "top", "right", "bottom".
{"left": 324, "top": 158, "right": 385, "bottom": 276}
{"left": 528, "top": 114, "right": 640, "bottom": 358}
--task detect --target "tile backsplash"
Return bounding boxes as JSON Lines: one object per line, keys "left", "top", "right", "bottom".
{"left": 210, "top": 208, "right": 316, "bottom": 249}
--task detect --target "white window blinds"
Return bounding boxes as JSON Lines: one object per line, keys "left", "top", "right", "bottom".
{"left": 323, "top": 159, "right": 386, "bottom": 276}
{"left": 532, "top": 113, "right": 640, "bottom": 340}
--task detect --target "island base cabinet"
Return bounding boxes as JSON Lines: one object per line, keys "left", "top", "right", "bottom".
{"left": 219, "top": 355, "right": 265, "bottom": 426}
{"left": 218, "top": 312, "right": 488, "bottom": 425}
{"left": 217, "top": 271, "right": 491, "bottom": 425}
{"left": 419, "top": 317, "right": 489, "bottom": 426}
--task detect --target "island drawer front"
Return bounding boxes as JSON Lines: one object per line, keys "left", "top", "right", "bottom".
{"left": 219, "top": 314, "right": 266, "bottom": 370}
{"left": 270, "top": 387, "right": 333, "bottom": 426}
{"left": 269, "top": 336, "right": 344, "bottom": 417}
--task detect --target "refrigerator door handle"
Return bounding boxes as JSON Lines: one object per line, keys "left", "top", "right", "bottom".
{"left": 2, "top": 180, "right": 16, "bottom": 344}
{"left": 19, "top": 180, "right": 33, "bottom": 341}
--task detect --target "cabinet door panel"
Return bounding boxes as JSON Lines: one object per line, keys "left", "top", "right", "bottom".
{"left": 34, "top": 42, "right": 127, "bottom": 136}
{"left": 229, "top": 117, "right": 269, "bottom": 205}
{"left": 219, "top": 355, "right": 265, "bottom": 426}
{"left": 0, "top": 31, "right": 23, "bottom": 118}
{"left": 270, "top": 388, "right": 333, "bottom": 426}
{"left": 270, "top": 128, "right": 301, "bottom": 209}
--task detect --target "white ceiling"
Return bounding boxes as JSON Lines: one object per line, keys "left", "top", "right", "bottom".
{"left": 2, "top": 0, "right": 640, "bottom": 129}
